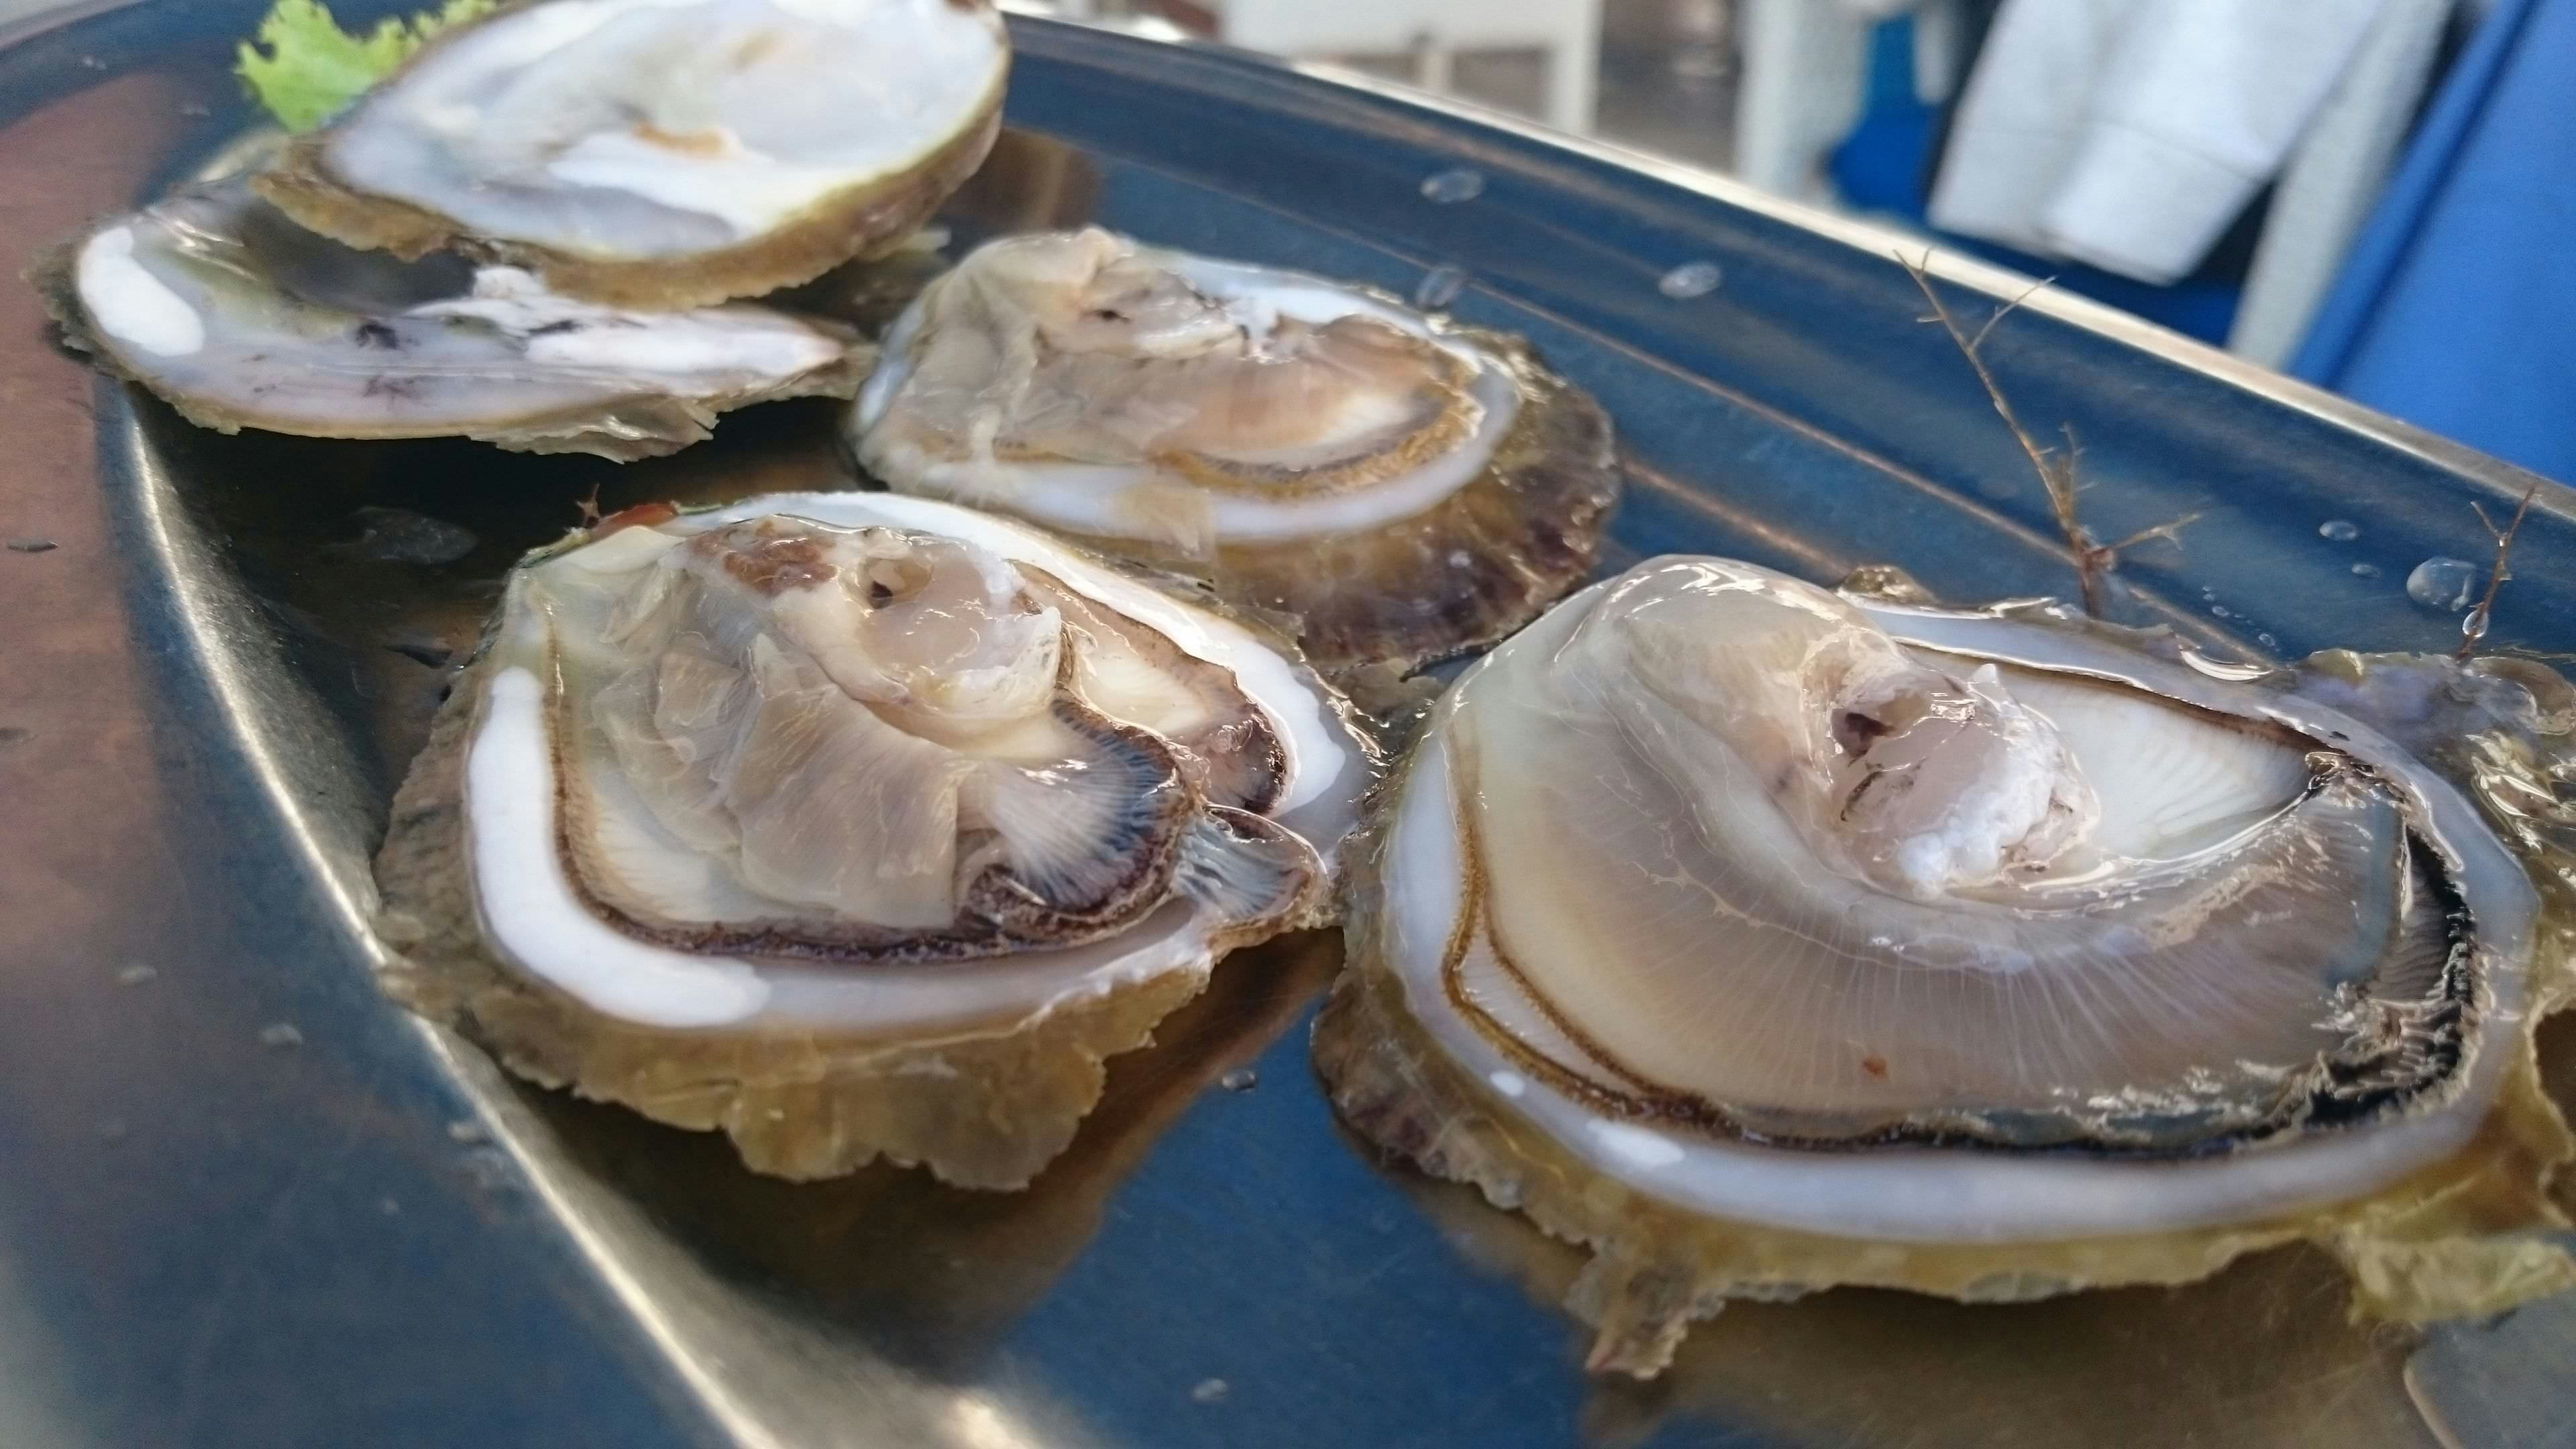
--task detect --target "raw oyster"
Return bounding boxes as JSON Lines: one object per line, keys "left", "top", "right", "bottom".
{"left": 1316, "top": 557, "right": 2575, "bottom": 1375}
{"left": 35, "top": 178, "right": 869, "bottom": 460}
{"left": 849, "top": 227, "right": 1619, "bottom": 676}
{"left": 258, "top": 0, "right": 1010, "bottom": 309}
{"left": 375, "top": 491, "right": 1373, "bottom": 1187}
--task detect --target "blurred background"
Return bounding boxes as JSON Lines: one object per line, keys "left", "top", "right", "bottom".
{"left": 1060, "top": 0, "right": 2572, "bottom": 485}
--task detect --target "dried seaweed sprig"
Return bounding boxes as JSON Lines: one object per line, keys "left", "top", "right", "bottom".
{"left": 2459, "top": 480, "right": 2540, "bottom": 659}
{"left": 1897, "top": 250, "right": 2200, "bottom": 616}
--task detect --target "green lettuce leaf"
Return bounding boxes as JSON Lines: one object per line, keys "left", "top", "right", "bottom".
{"left": 235, "top": 0, "right": 496, "bottom": 133}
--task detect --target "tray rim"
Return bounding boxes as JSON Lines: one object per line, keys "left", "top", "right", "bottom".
{"left": 6, "top": 8, "right": 2571, "bottom": 1446}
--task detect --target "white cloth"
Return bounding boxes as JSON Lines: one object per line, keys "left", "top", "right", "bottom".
{"left": 2226, "top": 0, "right": 2453, "bottom": 365}
{"left": 1929, "top": 0, "right": 2388, "bottom": 284}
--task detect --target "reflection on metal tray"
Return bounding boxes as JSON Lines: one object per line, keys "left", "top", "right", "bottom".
{"left": 0, "top": 3, "right": 2571, "bottom": 1446}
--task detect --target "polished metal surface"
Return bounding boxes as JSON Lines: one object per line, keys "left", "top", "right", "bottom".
{"left": 3, "top": 4, "right": 2573, "bottom": 1446}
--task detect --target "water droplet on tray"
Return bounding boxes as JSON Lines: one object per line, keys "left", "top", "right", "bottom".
{"left": 1411, "top": 264, "right": 1468, "bottom": 310}
{"left": 2318, "top": 519, "right": 2359, "bottom": 542}
{"left": 2257, "top": 633, "right": 2278, "bottom": 650}
{"left": 2210, "top": 605, "right": 2231, "bottom": 619}
{"left": 2406, "top": 557, "right": 2481, "bottom": 612}
{"left": 116, "top": 963, "right": 156, "bottom": 986}
{"left": 1220, "top": 1068, "right": 1258, "bottom": 1093}
{"left": 1419, "top": 168, "right": 1484, "bottom": 203}
{"left": 2462, "top": 604, "right": 2492, "bottom": 645}
{"left": 1658, "top": 260, "right": 1723, "bottom": 299}
{"left": 259, "top": 1022, "right": 303, "bottom": 1049}
{"left": 2351, "top": 561, "right": 2382, "bottom": 578}
{"left": 1191, "top": 1379, "right": 1230, "bottom": 1404}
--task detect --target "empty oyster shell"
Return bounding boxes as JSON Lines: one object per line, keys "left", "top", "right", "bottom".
{"left": 34, "top": 178, "right": 869, "bottom": 460}
{"left": 849, "top": 227, "right": 1619, "bottom": 676}
{"left": 258, "top": 0, "right": 1009, "bottom": 309}
{"left": 375, "top": 491, "right": 1373, "bottom": 1187}
{"left": 1316, "top": 557, "right": 2575, "bottom": 1376}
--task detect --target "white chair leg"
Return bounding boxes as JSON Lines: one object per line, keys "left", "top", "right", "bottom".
{"left": 1734, "top": 0, "right": 1872, "bottom": 198}
{"left": 1548, "top": 10, "right": 1601, "bottom": 134}
{"left": 1414, "top": 34, "right": 1456, "bottom": 95}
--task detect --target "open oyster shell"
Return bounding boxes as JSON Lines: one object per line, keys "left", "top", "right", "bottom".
{"left": 1316, "top": 557, "right": 2576, "bottom": 1376}
{"left": 33, "top": 178, "right": 870, "bottom": 460}
{"left": 376, "top": 491, "right": 1373, "bottom": 1187}
{"left": 258, "top": 0, "right": 1009, "bottom": 309}
{"left": 849, "top": 227, "right": 1619, "bottom": 677}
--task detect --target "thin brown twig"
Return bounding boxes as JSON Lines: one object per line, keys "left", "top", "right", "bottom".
{"left": 1898, "top": 249, "right": 2200, "bottom": 615}
{"left": 2458, "top": 480, "right": 2540, "bottom": 659}
{"left": 1900, "top": 254, "right": 2079, "bottom": 537}
{"left": 2104, "top": 510, "right": 2206, "bottom": 553}
{"left": 1970, "top": 276, "right": 2051, "bottom": 355}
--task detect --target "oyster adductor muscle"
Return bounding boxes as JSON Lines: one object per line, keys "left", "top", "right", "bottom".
{"left": 258, "top": 0, "right": 1010, "bottom": 309}
{"left": 376, "top": 492, "right": 1373, "bottom": 1187}
{"left": 849, "top": 227, "right": 1619, "bottom": 677}
{"left": 34, "top": 178, "right": 869, "bottom": 460}
{"left": 1316, "top": 557, "right": 2576, "bottom": 1376}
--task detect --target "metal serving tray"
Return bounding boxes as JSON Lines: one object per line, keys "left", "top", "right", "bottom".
{"left": 1, "top": 4, "right": 2570, "bottom": 1444}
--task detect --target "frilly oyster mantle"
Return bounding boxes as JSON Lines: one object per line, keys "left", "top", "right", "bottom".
{"left": 1316, "top": 557, "right": 2576, "bottom": 1376}
{"left": 376, "top": 492, "right": 1373, "bottom": 1187}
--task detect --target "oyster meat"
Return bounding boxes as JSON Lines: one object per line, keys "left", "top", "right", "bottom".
{"left": 1316, "top": 557, "right": 2575, "bottom": 1375}
{"left": 375, "top": 490, "right": 1373, "bottom": 1187}
{"left": 850, "top": 227, "right": 1619, "bottom": 676}
{"left": 259, "top": 0, "right": 1010, "bottom": 309}
{"left": 36, "top": 178, "right": 870, "bottom": 460}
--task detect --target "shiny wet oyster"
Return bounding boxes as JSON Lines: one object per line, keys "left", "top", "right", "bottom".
{"left": 375, "top": 491, "right": 1373, "bottom": 1187}
{"left": 35, "top": 178, "right": 869, "bottom": 460}
{"left": 1316, "top": 557, "right": 2575, "bottom": 1376}
{"left": 850, "top": 227, "right": 1619, "bottom": 677}
{"left": 259, "top": 0, "right": 1009, "bottom": 309}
